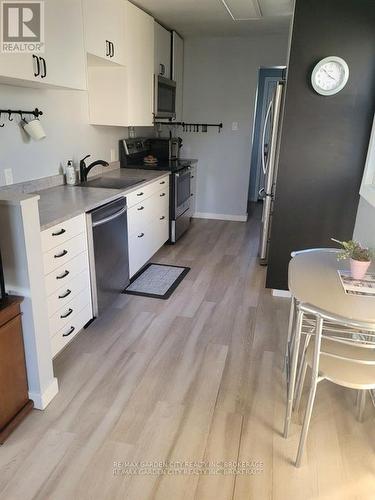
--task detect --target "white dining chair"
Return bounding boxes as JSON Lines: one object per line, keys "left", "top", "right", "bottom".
{"left": 289, "top": 303, "right": 375, "bottom": 467}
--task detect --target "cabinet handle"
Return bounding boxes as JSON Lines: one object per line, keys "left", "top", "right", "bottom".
{"left": 105, "top": 40, "right": 110, "bottom": 57}
{"left": 52, "top": 228, "right": 66, "bottom": 236}
{"left": 137, "top": 206, "right": 144, "bottom": 211}
{"left": 159, "top": 63, "right": 165, "bottom": 76}
{"left": 191, "top": 175, "right": 195, "bottom": 179}
{"left": 160, "top": 216, "right": 165, "bottom": 220}
{"left": 63, "top": 326, "right": 75, "bottom": 337}
{"left": 32, "top": 54, "right": 40, "bottom": 77}
{"left": 60, "top": 308, "right": 73, "bottom": 319}
{"left": 40, "top": 57, "right": 47, "bottom": 78}
{"left": 138, "top": 233, "right": 145, "bottom": 238}
{"left": 191, "top": 194, "right": 194, "bottom": 197}
{"left": 56, "top": 270, "right": 69, "bottom": 280}
{"left": 54, "top": 249, "right": 68, "bottom": 259}
{"left": 58, "top": 289, "right": 72, "bottom": 299}
{"left": 160, "top": 193, "right": 166, "bottom": 197}
{"left": 160, "top": 181, "right": 166, "bottom": 185}
{"left": 137, "top": 192, "right": 144, "bottom": 197}
{"left": 110, "top": 41, "right": 115, "bottom": 58}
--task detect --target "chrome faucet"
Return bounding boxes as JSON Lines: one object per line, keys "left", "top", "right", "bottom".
{"left": 80, "top": 155, "right": 109, "bottom": 182}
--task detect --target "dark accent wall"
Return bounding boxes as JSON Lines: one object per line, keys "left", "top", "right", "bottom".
{"left": 266, "top": 0, "right": 375, "bottom": 290}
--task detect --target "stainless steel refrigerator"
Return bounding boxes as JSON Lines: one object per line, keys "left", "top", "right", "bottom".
{"left": 259, "top": 81, "right": 285, "bottom": 265}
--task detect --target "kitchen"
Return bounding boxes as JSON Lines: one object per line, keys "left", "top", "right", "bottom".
{"left": 0, "top": 0, "right": 375, "bottom": 498}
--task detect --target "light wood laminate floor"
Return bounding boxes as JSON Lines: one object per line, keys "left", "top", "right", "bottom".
{"left": 1, "top": 206, "right": 374, "bottom": 499}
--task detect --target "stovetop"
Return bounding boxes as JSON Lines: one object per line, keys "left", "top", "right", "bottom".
{"left": 123, "top": 159, "right": 198, "bottom": 173}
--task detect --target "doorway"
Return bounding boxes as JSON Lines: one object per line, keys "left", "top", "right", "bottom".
{"left": 248, "top": 67, "right": 285, "bottom": 202}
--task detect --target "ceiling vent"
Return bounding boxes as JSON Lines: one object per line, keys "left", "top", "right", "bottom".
{"left": 220, "top": 0, "right": 263, "bottom": 20}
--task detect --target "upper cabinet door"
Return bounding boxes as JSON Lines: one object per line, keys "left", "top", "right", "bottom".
{"left": 172, "top": 31, "right": 184, "bottom": 121}
{"left": 154, "top": 22, "right": 171, "bottom": 79}
{"left": 83, "top": 0, "right": 125, "bottom": 65}
{"left": 42, "top": 0, "right": 87, "bottom": 90}
{"left": 0, "top": 0, "right": 86, "bottom": 89}
{"left": 124, "top": 1, "right": 154, "bottom": 126}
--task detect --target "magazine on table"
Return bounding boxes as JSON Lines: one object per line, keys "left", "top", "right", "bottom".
{"left": 338, "top": 270, "right": 375, "bottom": 297}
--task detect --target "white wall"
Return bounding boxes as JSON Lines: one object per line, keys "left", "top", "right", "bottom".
{"left": 0, "top": 84, "right": 148, "bottom": 186}
{"left": 181, "top": 34, "right": 289, "bottom": 219}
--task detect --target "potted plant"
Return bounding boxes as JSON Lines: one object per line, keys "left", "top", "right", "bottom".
{"left": 332, "top": 239, "right": 373, "bottom": 280}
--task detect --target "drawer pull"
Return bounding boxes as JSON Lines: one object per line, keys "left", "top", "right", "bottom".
{"left": 137, "top": 206, "right": 145, "bottom": 211}
{"left": 60, "top": 308, "right": 73, "bottom": 319}
{"left": 160, "top": 216, "right": 166, "bottom": 220}
{"left": 58, "top": 289, "right": 72, "bottom": 299}
{"left": 63, "top": 326, "right": 75, "bottom": 337}
{"left": 160, "top": 193, "right": 166, "bottom": 197}
{"left": 138, "top": 233, "right": 145, "bottom": 238}
{"left": 54, "top": 249, "right": 68, "bottom": 259}
{"left": 136, "top": 192, "right": 144, "bottom": 197}
{"left": 52, "top": 228, "right": 66, "bottom": 237}
{"left": 56, "top": 270, "right": 70, "bottom": 280}
{"left": 160, "top": 181, "right": 166, "bottom": 185}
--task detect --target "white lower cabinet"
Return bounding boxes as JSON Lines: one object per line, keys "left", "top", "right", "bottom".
{"left": 41, "top": 216, "right": 93, "bottom": 357}
{"left": 128, "top": 175, "right": 170, "bottom": 277}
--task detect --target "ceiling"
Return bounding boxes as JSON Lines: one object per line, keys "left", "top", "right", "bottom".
{"left": 131, "top": 0, "right": 293, "bottom": 37}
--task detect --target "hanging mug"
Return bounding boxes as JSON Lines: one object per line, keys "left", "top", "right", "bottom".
{"left": 23, "top": 118, "right": 46, "bottom": 141}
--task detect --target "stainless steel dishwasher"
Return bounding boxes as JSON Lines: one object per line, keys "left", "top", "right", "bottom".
{"left": 86, "top": 197, "right": 129, "bottom": 317}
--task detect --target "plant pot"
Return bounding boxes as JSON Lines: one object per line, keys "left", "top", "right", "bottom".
{"left": 350, "top": 258, "right": 371, "bottom": 280}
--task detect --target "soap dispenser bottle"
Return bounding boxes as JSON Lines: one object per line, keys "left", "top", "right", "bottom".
{"left": 65, "top": 160, "right": 77, "bottom": 185}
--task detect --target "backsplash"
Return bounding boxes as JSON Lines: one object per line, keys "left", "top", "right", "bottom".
{"left": 0, "top": 162, "right": 120, "bottom": 194}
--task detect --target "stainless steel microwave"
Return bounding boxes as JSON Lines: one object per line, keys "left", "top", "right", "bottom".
{"left": 154, "top": 75, "right": 176, "bottom": 119}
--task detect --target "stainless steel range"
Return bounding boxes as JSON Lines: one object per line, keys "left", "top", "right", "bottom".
{"left": 119, "top": 138, "right": 196, "bottom": 243}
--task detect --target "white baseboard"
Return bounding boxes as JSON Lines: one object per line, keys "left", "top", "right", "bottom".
{"left": 272, "top": 289, "right": 292, "bottom": 298}
{"left": 193, "top": 212, "right": 248, "bottom": 222}
{"left": 29, "top": 377, "right": 59, "bottom": 410}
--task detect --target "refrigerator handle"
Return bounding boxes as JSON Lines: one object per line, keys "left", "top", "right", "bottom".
{"left": 261, "top": 100, "right": 273, "bottom": 175}
{"left": 261, "top": 99, "right": 273, "bottom": 176}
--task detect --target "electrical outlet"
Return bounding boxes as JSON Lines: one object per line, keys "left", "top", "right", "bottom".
{"left": 4, "top": 168, "right": 13, "bottom": 185}
{"left": 232, "top": 122, "right": 239, "bottom": 131}
{"left": 110, "top": 148, "right": 117, "bottom": 162}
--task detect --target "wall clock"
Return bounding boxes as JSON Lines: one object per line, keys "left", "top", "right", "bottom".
{"left": 311, "top": 56, "right": 349, "bottom": 96}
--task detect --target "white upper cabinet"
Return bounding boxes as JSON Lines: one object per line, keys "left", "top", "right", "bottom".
{"left": 124, "top": 1, "right": 154, "bottom": 126}
{"left": 0, "top": 0, "right": 87, "bottom": 89}
{"left": 42, "top": 0, "right": 87, "bottom": 90}
{"left": 83, "top": 0, "right": 125, "bottom": 65}
{"left": 154, "top": 22, "right": 171, "bottom": 79}
{"left": 172, "top": 31, "right": 184, "bottom": 121}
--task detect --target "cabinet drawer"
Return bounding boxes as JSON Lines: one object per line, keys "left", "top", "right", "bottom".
{"left": 47, "top": 268, "right": 90, "bottom": 317}
{"left": 43, "top": 233, "right": 87, "bottom": 275}
{"left": 45, "top": 252, "right": 89, "bottom": 297}
{"left": 128, "top": 229, "right": 153, "bottom": 278}
{"left": 127, "top": 176, "right": 169, "bottom": 208}
{"left": 128, "top": 216, "right": 169, "bottom": 278}
{"left": 49, "top": 286, "right": 91, "bottom": 337}
{"left": 41, "top": 214, "right": 85, "bottom": 252}
{"left": 50, "top": 305, "right": 92, "bottom": 358}
{"left": 127, "top": 187, "right": 169, "bottom": 236}
{"left": 150, "top": 217, "right": 169, "bottom": 255}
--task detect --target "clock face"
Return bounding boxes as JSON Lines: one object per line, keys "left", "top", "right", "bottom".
{"left": 311, "top": 57, "right": 349, "bottom": 96}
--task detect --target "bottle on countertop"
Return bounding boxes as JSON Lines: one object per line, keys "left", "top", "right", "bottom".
{"left": 65, "top": 160, "right": 78, "bottom": 185}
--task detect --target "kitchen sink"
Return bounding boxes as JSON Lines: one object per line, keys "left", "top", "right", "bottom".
{"left": 80, "top": 177, "right": 146, "bottom": 190}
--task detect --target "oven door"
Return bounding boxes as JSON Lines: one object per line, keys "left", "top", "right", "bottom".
{"left": 154, "top": 75, "right": 176, "bottom": 119}
{"left": 172, "top": 168, "right": 191, "bottom": 219}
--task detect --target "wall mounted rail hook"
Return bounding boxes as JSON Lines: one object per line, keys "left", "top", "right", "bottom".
{"left": 0, "top": 112, "right": 4, "bottom": 128}
{"left": 8, "top": 110, "right": 13, "bottom": 121}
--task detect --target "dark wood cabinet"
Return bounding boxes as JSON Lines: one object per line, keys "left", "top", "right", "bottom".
{"left": 0, "top": 297, "right": 33, "bottom": 444}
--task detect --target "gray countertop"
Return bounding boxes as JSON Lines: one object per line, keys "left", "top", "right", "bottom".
{"left": 35, "top": 169, "right": 170, "bottom": 230}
